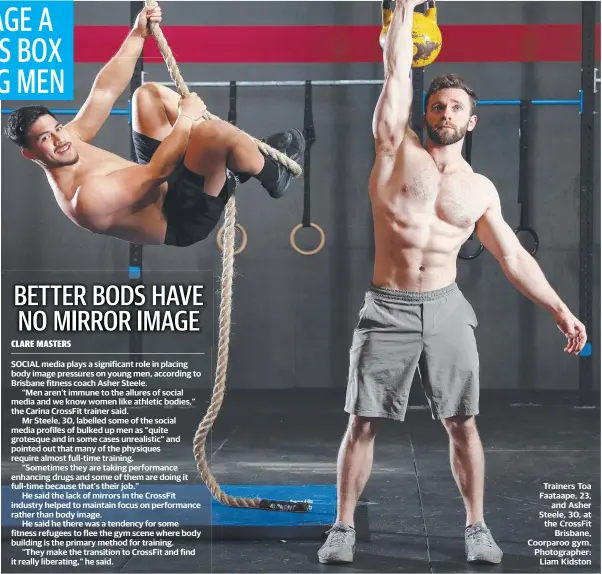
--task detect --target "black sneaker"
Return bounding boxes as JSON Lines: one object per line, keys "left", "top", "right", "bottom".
{"left": 260, "top": 128, "right": 305, "bottom": 198}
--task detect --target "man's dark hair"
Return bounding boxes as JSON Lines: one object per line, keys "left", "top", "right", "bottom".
{"left": 3, "top": 105, "right": 56, "bottom": 148}
{"left": 424, "top": 74, "right": 478, "bottom": 116}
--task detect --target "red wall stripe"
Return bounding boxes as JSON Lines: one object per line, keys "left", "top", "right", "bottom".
{"left": 74, "top": 25, "right": 601, "bottom": 64}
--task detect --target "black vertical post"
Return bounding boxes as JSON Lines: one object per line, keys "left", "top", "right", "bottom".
{"left": 129, "top": 1, "right": 144, "bottom": 364}
{"left": 579, "top": 1, "right": 595, "bottom": 404}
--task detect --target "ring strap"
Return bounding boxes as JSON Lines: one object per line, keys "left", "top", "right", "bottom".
{"left": 519, "top": 99, "right": 530, "bottom": 228}
{"left": 303, "top": 80, "right": 317, "bottom": 228}
{"left": 464, "top": 128, "right": 473, "bottom": 166}
{"left": 228, "top": 81, "right": 237, "bottom": 125}
{"left": 458, "top": 129, "right": 484, "bottom": 261}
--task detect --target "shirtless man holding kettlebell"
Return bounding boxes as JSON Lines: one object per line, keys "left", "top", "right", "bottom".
{"left": 318, "top": 0, "right": 587, "bottom": 565}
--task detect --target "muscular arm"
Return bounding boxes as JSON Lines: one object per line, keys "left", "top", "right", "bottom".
{"left": 476, "top": 180, "right": 587, "bottom": 354}
{"left": 373, "top": 0, "right": 417, "bottom": 153}
{"left": 147, "top": 115, "right": 195, "bottom": 178}
{"left": 68, "top": 25, "right": 148, "bottom": 142}
{"left": 72, "top": 116, "right": 194, "bottom": 231}
{"left": 476, "top": 180, "right": 566, "bottom": 314}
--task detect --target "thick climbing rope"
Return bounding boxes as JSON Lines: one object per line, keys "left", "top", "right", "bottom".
{"left": 143, "top": 3, "right": 301, "bottom": 176}
{"left": 143, "top": 1, "right": 307, "bottom": 513}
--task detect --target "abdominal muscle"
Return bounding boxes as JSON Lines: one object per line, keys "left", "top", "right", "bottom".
{"left": 371, "top": 204, "right": 472, "bottom": 292}
{"left": 101, "top": 204, "right": 168, "bottom": 245}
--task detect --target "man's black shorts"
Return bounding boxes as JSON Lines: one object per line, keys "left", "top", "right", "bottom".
{"left": 132, "top": 130, "right": 234, "bottom": 247}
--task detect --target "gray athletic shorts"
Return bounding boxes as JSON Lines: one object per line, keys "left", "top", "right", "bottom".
{"left": 345, "top": 282, "right": 479, "bottom": 421}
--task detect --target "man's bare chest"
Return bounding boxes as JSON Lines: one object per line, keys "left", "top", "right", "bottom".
{"left": 374, "top": 167, "right": 486, "bottom": 229}
{"left": 80, "top": 144, "right": 135, "bottom": 177}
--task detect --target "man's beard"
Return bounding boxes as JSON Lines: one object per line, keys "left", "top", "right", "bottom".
{"left": 425, "top": 120, "right": 469, "bottom": 145}
{"left": 45, "top": 152, "right": 80, "bottom": 168}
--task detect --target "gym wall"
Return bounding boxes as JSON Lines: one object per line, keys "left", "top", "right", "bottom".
{"left": 1, "top": 1, "right": 599, "bottom": 392}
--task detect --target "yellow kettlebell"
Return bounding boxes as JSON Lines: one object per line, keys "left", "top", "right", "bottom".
{"left": 379, "top": 1, "right": 442, "bottom": 68}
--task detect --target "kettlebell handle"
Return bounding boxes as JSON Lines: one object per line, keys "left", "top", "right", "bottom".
{"left": 381, "top": 0, "right": 435, "bottom": 16}
{"left": 382, "top": 0, "right": 393, "bottom": 26}
{"left": 425, "top": 0, "right": 437, "bottom": 22}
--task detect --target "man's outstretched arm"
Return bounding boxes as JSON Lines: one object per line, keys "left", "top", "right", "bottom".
{"left": 68, "top": 5, "right": 162, "bottom": 142}
{"left": 476, "top": 177, "right": 587, "bottom": 355}
{"left": 372, "top": 0, "right": 425, "bottom": 154}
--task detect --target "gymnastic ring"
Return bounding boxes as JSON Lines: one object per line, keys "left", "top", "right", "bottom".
{"left": 216, "top": 223, "right": 248, "bottom": 255}
{"left": 514, "top": 226, "right": 539, "bottom": 256}
{"left": 458, "top": 238, "right": 484, "bottom": 260}
{"left": 458, "top": 244, "right": 484, "bottom": 260}
{"left": 290, "top": 223, "right": 326, "bottom": 256}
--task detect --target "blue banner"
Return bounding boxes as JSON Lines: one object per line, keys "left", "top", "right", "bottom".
{"left": 0, "top": 1, "right": 74, "bottom": 100}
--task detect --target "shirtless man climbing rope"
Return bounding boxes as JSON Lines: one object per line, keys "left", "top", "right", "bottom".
{"left": 317, "top": 0, "right": 587, "bottom": 566}
{"left": 3, "top": 4, "right": 304, "bottom": 247}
